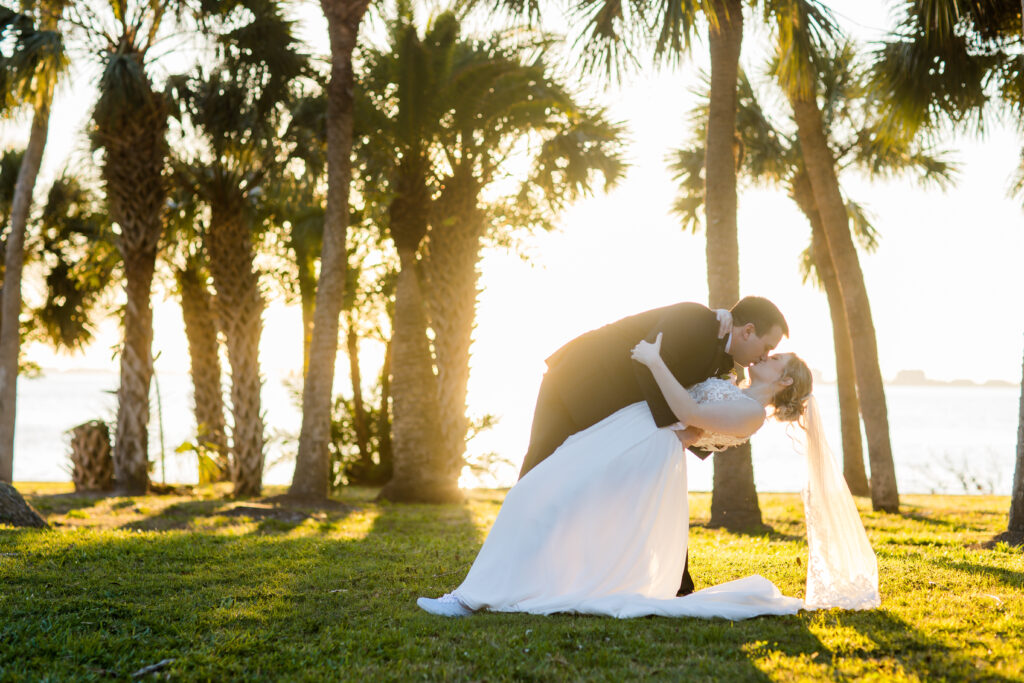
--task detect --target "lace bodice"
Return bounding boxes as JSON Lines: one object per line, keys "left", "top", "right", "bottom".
{"left": 675, "top": 378, "right": 761, "bottom": 452}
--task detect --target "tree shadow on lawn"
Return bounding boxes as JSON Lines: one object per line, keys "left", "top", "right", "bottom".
{"left": 923, "top": 555, "right": 1024, "bottom": 591}
{"left": 691, "top": 521, "right": 804, "bottom": 544}
{"left": 840, "top": 609, "right": 1016, "bottom": 681}
{"left": 1, "top": 497, "right": 843, "bottom": 680}
{"left": 115, "top": 497, "right": 358, "bottom": 533}
{"left": 257, "top": 500, "right": 836, "bottom": 681}
{"left": 24, "top": 490, "right": 110, "bottom": 517}
{"left": 895, "top": 508, "right": 992, "bottom": 534}
{"left": 0, "top": 525, "right": 379, "bottom": 679}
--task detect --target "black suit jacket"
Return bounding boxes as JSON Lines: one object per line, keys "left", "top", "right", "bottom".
{"left": 541, "top": 302, "right": 734, "bottom": 456}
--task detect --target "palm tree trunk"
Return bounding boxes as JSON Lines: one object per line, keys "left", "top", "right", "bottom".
{"left": 791, "top": 172, "right": 869, "bottom": 496}
{"left": 377, "top": 337, "right": 394, "bottom": 477}
{"left": 345, "top": 315, "right": 372, "bottom": 471}
{"left": 115, "top": 253, "right": 157, "bottom": 494}
{"left": 1005, "top": 344, "right": 1024, "bottom": 541}
{"left": 208, "top": 203, "right": 265, "bottom": 496}
{"left": 100, "top": 88, "right": 168, "bottom": 496}
{"left": 378, "top": 247, "right": 459, "bottom": 503}
{"left": 290, "top": 0, "right": 371, "bottom": 501}
{"left": 0, "top": 98, "right": 50, "bottom": 483}
{"left": 424, "top": 178, "right": 482, "bottom": 482}
{"left": 789, "top": 92, "right": 899, "bottom": 512}
{"left": 294, "top": 241, "right": 317, "bottom": 377}
{"left": 176, "top": 260, "right": 229, "bottom": 480}
{"left": 706, "top": 0, "right": 761, "bottom": 530}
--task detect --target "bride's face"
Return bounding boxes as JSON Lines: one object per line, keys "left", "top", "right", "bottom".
{"left": 749, "top": 353, "right": 794, "bottom": 385}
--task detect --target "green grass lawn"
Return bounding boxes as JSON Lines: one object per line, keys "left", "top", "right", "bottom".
{"left": 1, "top": 484, "right": 1021, "bottom": 681}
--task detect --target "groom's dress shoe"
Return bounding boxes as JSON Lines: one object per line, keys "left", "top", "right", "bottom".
{"left": 417, "top": 594, "right": 474, "bottom": 617}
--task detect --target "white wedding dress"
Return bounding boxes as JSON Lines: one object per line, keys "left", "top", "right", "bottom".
{"left": 423, "top": 378, "right": 880, "bottom": 619}
{"left": 442, "top": 379, "right": 804, "bottom": 619}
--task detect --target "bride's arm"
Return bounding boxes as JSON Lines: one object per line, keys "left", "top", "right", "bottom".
{"left": 632, "top": 334, "right": 765, "bottom": 437}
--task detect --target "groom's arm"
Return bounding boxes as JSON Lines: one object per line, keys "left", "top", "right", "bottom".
{"left": 632, "top": 307, "right": 719, "bottom": 428}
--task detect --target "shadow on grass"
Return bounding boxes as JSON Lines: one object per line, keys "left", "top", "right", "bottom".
{"left": 260, "top": 499, "right": 830, "bottom": 681}
{"left": 0, "top": 495, "right": 844, "bottom": 680}
{"left": 842, "top": 609, "right": 1015, "bottom": 681}
{"left": 24, "top": 490, "right": 110, "bottom": 517}
{"left": 896, "top": 508, "right": 991, "bottom": 533}
{"left": 116, "top": 497, "right": 358, "bottom": 533}
{"left": 923, "top": 556, "right": 1024, "bottom": 591}
{"left": 693, "top": 521, "right": 804, "bottom": 544}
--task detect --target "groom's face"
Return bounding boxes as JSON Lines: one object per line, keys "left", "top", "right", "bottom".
{"left": 731, "top": 324, "right": 784, "bottom": 367}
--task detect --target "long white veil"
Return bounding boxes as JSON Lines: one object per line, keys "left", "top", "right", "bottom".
{"left": 799, "top": 397, "right": 881, "bottom": 610}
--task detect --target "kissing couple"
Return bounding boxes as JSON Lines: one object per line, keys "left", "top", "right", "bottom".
{"left": 418, "top": 296, "right": 880, "bottom": 619}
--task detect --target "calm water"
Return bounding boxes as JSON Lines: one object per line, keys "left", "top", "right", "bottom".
{"left": 10, "top": 370, "right": 1022, "bottom": 495}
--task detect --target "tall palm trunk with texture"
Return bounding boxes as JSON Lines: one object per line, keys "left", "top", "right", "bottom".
{"left": 98, "top": 80, "right": 168, "bottom": 495}
{"left": 376, "top": 337, "right": 394, "bottom": 476}
{"left": 424, "top": 174, "right": 483, "bottom": 484}
{"left": 1005, "top": 346, "right": 1024, "bottom": 542}
{"left": 296, "top": 244, "right": 317, "bottom": 376}
{"left": 0, "top": 96, "right": 50, "bottom": 483}
{"left": 290, "top": 0, "right": 371, "bottom": 500}
{"left": 705, "top": 0, "right": 761, "bottom": 529}
{"left": 345, "top": 315, "right": 372, "bottom": 473}
{"left": 208, "top": 200, "right": 265, "bottom": 496}
{"left": 176, "top": 260, "right": 229, "bottom": 480}
{"left": 789, "top": 92, "right": 899, "bottom": 512}
{"left": 791, "top": 172, "right": 869, "bottom": 496}
{"left": 378, "top": 246, "right": 458, "bottom": 502}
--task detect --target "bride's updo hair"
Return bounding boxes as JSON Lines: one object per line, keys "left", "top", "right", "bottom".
{"left": 770, "top": 356, "right": 813, "bottom": 422}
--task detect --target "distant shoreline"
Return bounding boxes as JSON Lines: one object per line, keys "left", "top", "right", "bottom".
{"left": 886, "top": 370, "right": 1019, "bottom": 389}
{"left": 30, "top": 366, "right": 1023, "bottom": 389}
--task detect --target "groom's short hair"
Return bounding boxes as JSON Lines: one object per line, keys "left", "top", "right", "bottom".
{"left": 730, "top": 296, "right": 789, "bottom": 337}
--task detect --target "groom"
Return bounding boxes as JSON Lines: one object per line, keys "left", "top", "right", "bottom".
{"left": 517, "top": 296, "right": 789, "bottom": 594}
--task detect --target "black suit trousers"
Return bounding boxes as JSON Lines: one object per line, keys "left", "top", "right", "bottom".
{"left": 518, "top": 370, "right": 578, "bottom": 479}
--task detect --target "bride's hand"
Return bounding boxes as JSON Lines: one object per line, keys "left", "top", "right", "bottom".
{"left": 630, "top": 332, "right": 664, "bottom": 367}
{"left": 715, "top": 309, "right": 732, "bottom": 339}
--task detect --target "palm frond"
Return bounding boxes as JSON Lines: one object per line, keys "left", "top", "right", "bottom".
{"left": 765, "top": 0, "right": 840, "bottom": 100}
{"left": 667, "top": 145, "right": 705, "bottom": 232}
{"left": 844, "top": 197, "right": 879, "bottom": 253}
{"left": 0, "top": 5, "right": 68, "bottom": 113}
{"left": 33, "top": 172, "right": 118, "bottom": 351}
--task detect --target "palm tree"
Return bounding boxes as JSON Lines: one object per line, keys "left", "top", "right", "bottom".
{"left": 767, "top": 0, "right": 901, "bottom": 511}
{"left": 794, "top": 171, "right": 870, "bottom": 496}
{"left": 872, "top": 0, "right": 1024, "bottom": 536}
{"left": 363, "top": 10, "right": 455, "bottom": 502}
{"left": 1007, "top": 349, "right": 1024, "bottom": 545}
{"left": 289, "top": 0, "right": 373, "bottom": 501}
{"left": 66, "top": 0, "right": 182, "bottom": 494}
{"left": 163, "top": 180, "right": 230, "bottom": 481}
{"left": 260, "top": 89, "right": 328, "bottom": 376}
{"left": 699, "top": 0, "right": 764, "bottom": 529}
{"left": 422, "top": 34, "right": 626, "bottom": 500}
{"left": 168, "top": 0, "right": 308, "bottom": 496}
{"left": 0, "top": 2, "right": 68, "bottom": 484}
{"left": 0, "top": 149, "right": 25, "bottom": 373}
{"left": 362, "top": 9, "right": 626, "bottom": 502}
{"left": 174, "top": 253, "right": 229, "bottom": 480}
{"left": 673, "top": 47, "right": 954, "bottom": 500}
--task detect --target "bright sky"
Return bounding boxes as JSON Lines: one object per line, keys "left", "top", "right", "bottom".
{"left": 6, "top": 0, "right": 1024, "bottom": 478}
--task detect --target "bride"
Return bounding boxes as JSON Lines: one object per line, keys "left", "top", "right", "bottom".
{"left": 417, "top": 334, "right": 880, "bottom": 619}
